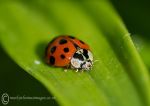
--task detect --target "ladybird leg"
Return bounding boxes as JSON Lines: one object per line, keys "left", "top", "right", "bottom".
{"left": 64, "top": 66, "right": 68, "bottom": 72}
{"left": 64, "top": 69, "right": 68, "bottom": 72}
{"left": 64, "top": 65, "right": 70, "bottom": 72}
{"left": 75, "top": 69, "right": 79, "bottom": 72}
{"left": 81, "top": 69, "right": 84, "bottom": 73}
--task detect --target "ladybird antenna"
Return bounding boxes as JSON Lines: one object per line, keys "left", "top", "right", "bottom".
{"left": 92, "top": 59, "right": 100, "bottom": 67}
{"left": 93, "top": 59, "right": 100, "bottom": 63}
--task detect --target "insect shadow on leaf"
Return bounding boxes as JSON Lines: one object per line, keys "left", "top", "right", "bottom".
{"left": 35, "top": 41, "right": 48, "bottom": 65}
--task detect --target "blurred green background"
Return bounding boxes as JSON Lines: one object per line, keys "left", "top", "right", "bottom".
{"left": 0, "top": 0, "right": 150, "bottom": 106}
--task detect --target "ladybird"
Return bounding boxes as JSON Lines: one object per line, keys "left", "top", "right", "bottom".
{"left": 45, "top": 35, "right": 93, "bottom": 71}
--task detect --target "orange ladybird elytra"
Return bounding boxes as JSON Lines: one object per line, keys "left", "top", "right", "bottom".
{"left": 45, "top": 35, "right": 93, "bottom": 71}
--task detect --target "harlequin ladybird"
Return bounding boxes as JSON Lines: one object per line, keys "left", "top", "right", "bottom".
{"left": 45, "top": 35, "right": 93, "bottom": 71}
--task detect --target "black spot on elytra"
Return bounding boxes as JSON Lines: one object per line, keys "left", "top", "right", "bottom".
{"left": 59, "top": 39, "right": 67, "bottom": 44}
{"left": 64, "top": 47, "right": 69, "bottom": 53}
{"left": 60, "top": 54, "right": 65, "bottom": 59}
{"left": 83, "top": 49, "right": 89, "bottom": 59}
{"left": 68, "top": 36, "right": 75, "bottom": 39}
{"left": 49, "top": 56, "right": 55, "bottom": 65}
{"left": 73, "top": 53, "right": 84, "bottom": 61}
{"left": 79, "top": 40, "right": 85, "bottom": 44}
{"left": 50, "top": 46, "right": 56, "bottom": 54}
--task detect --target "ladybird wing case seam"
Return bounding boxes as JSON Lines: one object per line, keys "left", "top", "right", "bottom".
{"left": 66, "top": 36, "right": 90, "bottom": 50}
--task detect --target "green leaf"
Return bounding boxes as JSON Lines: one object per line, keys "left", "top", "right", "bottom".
{"left": 0, "top": 1, "right": 149, "bottom": 106}
{"left": 131, "top": 35, "right": 150, "bottom": 70}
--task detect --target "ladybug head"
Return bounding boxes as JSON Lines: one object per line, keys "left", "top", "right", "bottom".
{"left": 70, "top": 48, "right": 93, "bottom": 71}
